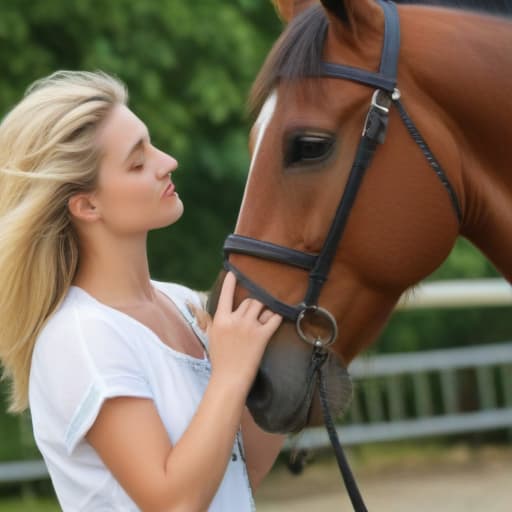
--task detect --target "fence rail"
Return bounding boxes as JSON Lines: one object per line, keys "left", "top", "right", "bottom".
{"left": 0, "top": 460, "right": 47, "bottom": 484}
{"left": 396, "top": 278, "right": 512, "bottom": 309}
{"left": 2, "top": 278, "right": 512, "bottom": 483}
{"left": 290, "top": 341, "right": 512, "bottom": 450}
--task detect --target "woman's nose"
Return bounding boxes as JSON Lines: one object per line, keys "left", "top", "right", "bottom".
{"left": 158, "top": 150, "right": 178, "bottom": 177}
{"left": 164, "top": 150, "right": 178, "bottom": 170}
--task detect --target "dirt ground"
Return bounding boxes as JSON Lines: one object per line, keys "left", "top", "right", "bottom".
{"left": 254, "top": 444, "right": 512, "bottom": 511}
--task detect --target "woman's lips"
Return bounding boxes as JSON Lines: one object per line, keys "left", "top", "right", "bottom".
{"left": 162, "top": 182, "right": 176, "bottom": 197}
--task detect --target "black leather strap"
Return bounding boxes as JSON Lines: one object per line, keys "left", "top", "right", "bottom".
{"left": 320, "top": 0, "right": 400, "bottom": 93}
{"left": 223, "top": 260, "right": 303, "bottom": 320}
{"left": 305, "top": 133, "right": 381, "bottom": 305}
{"left": 320, "top": 63, "right": 396, "bottom": 92}
{"left": 316, "top": 355, "right": 368, "bottom": 511}
{"left": 378, "top": 0, "right": 400, "bottom": 82}
{"left": 224, "top": 234, "right": 318, "bottom": 271}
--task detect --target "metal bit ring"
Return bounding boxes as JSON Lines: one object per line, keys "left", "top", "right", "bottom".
{"left": 296, "top": 305, "right": 338, "bottom": 348}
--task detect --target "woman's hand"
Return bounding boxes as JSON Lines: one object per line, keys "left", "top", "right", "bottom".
{"left": 208, "top": 272, "right": 282, "bottom": 392}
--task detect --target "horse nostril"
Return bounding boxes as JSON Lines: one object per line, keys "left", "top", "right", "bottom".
{"left": 247, "top": 370, "right": 273, "bottom": 409}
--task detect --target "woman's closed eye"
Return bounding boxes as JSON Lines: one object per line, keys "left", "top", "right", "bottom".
{"left": 127, "top": 145, "right": 146, "bottom": 171}
{"left": 131, "top": 161, "right": 145, "bottom": 171}
{"left": 130, "top": 151, "right": 145, "bottom": 171}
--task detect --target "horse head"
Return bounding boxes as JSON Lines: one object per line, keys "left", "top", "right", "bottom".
{"left": 208, "top": 0, "right": 512, "bottom": 433}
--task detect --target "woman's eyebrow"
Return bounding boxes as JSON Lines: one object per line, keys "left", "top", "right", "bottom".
{"left": 123, "top": 138, "right": 145, "bottom": 163}
{"left": 123, "top": 128, "right": 150, "bottom": 163}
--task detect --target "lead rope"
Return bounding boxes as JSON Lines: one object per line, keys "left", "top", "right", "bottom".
{"left": 312, "top": 349, "right": 369, "bottom": 512}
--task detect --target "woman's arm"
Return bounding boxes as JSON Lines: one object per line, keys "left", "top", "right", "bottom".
{"left": 87, "top": 376, "right": 247, "bottom": 511}
{"left": 87, "top": 273, "right": 282, "bottom": 511}
{"left": 241, "top": 408, "right": 286, "bottom": 490}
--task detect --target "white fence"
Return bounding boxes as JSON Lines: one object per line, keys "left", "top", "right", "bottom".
{"left": 396, "top": 278, "right": 512, "bottom": 310}
{"left": 2, "top": 279, "right": 512, "bottom": 483}
{"left": 292, "top": 341, "right": 512, "bottom": 449}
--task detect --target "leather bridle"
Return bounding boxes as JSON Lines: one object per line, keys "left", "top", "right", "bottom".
{"left": 224, "top": 0, "right": 461, "bottom": 350}
{"left": 223, "top": 2, "right": 462, "bottom": 510}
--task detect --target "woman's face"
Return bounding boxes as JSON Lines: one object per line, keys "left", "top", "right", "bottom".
{"left": 93, "top": 103, "right": 182, "bottom": 236}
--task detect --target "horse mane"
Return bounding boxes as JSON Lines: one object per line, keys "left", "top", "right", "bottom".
{"left": 249, "top": 0, "right": 512, "bottom": 117}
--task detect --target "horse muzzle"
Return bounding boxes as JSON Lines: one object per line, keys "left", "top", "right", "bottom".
{"left": 246, "top": 321, "right": 353, "bottom": 433}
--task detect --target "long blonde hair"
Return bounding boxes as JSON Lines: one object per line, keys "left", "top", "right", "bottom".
{"left": 0, "top": 70, "right": 127, "bottom": 413}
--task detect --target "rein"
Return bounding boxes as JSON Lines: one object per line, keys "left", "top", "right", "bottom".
{"left": 223, "top": 1, "right": 462, "bottom": 510}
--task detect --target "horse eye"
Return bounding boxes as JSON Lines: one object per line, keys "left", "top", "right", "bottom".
{"left": 284, "top": 134, "right": 335, "bottom": 168}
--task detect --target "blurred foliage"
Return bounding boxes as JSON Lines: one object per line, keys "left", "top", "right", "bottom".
{"left": 0, "top": 0, "right": 282, "bottom": 464}
{"left": 0, "top": 0, "right": 511, "bottom": 467}
{"left": 0, "top": 0, "right": 281, "bottom": 291}
{"left": 0, "top": 498, "right": 59, "bottom": 512}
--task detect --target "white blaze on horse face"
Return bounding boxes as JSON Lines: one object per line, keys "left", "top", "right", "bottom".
{"left": 236, "top": 91, "right": 278, "bottom": 227}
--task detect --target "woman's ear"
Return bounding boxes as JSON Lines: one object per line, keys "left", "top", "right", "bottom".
{"left": 271, "top": 0, "right": 318, "bottom": 23}
{"left": 68, "top": 193, "right": 100, "bottom": 223}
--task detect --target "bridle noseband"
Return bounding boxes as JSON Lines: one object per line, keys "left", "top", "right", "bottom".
{"left": 224, "top": 0, "right": 461, "bottom": 347}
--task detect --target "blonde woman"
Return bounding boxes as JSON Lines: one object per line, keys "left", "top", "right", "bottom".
{"left": 0, "top": 71, "right": 284, "bottom": 511}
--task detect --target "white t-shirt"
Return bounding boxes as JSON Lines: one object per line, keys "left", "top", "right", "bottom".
{"left": 29, "top": 281, "right": 255, "bottom": 511}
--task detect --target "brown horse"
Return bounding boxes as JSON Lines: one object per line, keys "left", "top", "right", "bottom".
{"left": 208, "top": 0, "right": 512, "bottom": 434}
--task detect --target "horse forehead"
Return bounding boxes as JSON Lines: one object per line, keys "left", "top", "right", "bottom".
{"left": 248, "top": 91, "right": 278, "bottom": 169}
{"left": 251, "top": 92, "right": 278, "bottom": 145}
{"left": 238, "top": 92, "right": 279, "bottom": 227}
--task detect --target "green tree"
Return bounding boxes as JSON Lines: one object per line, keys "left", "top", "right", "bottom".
{"left": 0, "top": 0, "right": 283, "bottom": 465}
{"left": 0, "top": 0, "right": 281, "bottom": 289}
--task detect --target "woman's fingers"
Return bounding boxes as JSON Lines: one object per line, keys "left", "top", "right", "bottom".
{"left": 238, "top": 299, "right": 282, "bottom": 329}
{"left": 216, "top": 272, "right": 236, "bottom": 315}
{"left": 233, "top": 297, "right": 265, "bottom": 319}
{"left": 260, "top": 311, "right": 283, "bottom": 333}
{"left": 215, "top": 274, "right": 282, "bottom": 334}
{"left": 235, "top": 297, "right": 252, "bottom": 317}
{"left": 246, "top": 299, "right": 265, "bottom": 318}
{"left": 258, "top": 309, "right": 275, "bottom": 324}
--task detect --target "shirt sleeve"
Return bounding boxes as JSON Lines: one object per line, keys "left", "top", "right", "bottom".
{"left": 30, "top": 303, "right": 154, "bottom": 455}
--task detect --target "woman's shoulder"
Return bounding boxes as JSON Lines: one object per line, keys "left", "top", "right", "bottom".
{"left": 152, "top": 280, "right": 208, "bottom": 309}
{"left": 36, "top": 287, "right": 127, "bottom": 353}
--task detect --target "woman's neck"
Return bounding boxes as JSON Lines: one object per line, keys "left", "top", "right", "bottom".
{"left": 73, "top": 232, "right": 157, "bottom": 308}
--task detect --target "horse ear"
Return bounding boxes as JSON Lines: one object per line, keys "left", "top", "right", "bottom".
{"left": 320, "top": 0, "right": 350, "bottom": 24}
{"left": 319, "top": 0, "right": 382, "bottom": 37}
{"left": 271, "top": 0, "right": 318, "bottom": 23}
